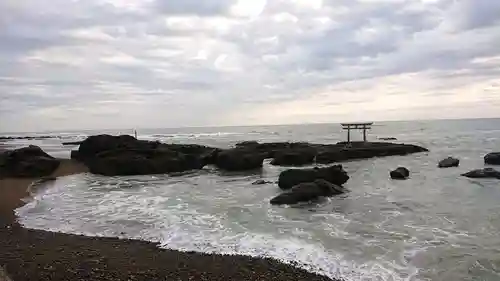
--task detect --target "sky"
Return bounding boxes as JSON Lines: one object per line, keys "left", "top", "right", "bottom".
{"left": 1, "top": 0, "right": 500, "bottom": 132}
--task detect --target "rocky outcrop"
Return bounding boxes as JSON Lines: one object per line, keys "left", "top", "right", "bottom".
{"left": 252, "top": 179, "right": 273, "bottom": 185}
{"left": 484, "top": 152, "right": 500, "bottom": 165}
{"left": 73, "top": 135, "right": 216, "bottom": 176}
{"left": 462, "top": 168, "right": 500, "bottom": 179}
{"left": 270, "top": 179, "right": 346, "bottom": 205}
{"left": 278, "top": 165, "right": 349, "bottom": 190}
{"left": 0, "top": 145, "right": 60, "bottom": 178}
{"left": 270, "top": 148, "right": 316, "bottom": 166}
{"left": 62, "top": 141, "right": 83, "bottom": 145}
{"left": 215, "top": 149, "right": 266, "bottom": 171}
{"left": 438, "top": 157, "right": 460, "bottom": 168}
{"left": 316, "top": 143, "right": 428, "bottom": 164}
{"left": 390, "top": 167, "right": 410, "bottom": 180}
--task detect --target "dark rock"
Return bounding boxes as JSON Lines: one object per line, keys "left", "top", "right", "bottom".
{"left": 270, "top": 179, "right": 346, "bottom": 205}
{"left": 438, "top": 157, "right": 460, "bottom": 168}
{"left": 62, "top": 141, "right": 83, "bottom": 145}
{"left": 270, "top": 148, "right": 316, "bottom": 166}
{"left": 462, "top": 168, "right": 500, "bottom": 179}
{"left": 215, "top": 149, "right": 266, "bottom": 171}
{"left": 379, "top": 137, "right": 397, "bottom": 141}
{"left": 74, "top": 135, "right": 218, "bottom": 176}
{"left": 70, "top": 150, "right": 81, "bottom": 161}
{"left": 77, "top": 134, "right": 159, "bottom": 160}
{"left": 252, "top": 179, "right": 272, "bottom": 185}
{"left": 278, "top": 165, "right": 349, "bottom": 190}
{"left": 86, "top": 149, "right": 197, "bottom": 176}
{"left": 316, "top": 143, "right": 428, "bottom": 164}
{"left": 484, "top": 152, "right": 500, "bottom": 165}
{"left": 0, "top": 145, "right": 60, "bottom": 178}
{"left": 235, "top": 141, "right": 259, "bottom": 148}
{"left": 390, "top": 167, "right": 410, "bottom": 180}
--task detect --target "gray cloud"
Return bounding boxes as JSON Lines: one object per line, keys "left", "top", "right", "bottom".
{"left": 1, "top": 0, "right": 500, "bottom": 132}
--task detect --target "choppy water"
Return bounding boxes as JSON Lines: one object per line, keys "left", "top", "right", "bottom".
{"left": 6, "top": 119, "right": 500, "bottom": 281}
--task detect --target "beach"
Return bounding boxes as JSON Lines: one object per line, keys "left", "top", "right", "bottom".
{"left": 0, "top": 158, "right": 336, "bottom": 281}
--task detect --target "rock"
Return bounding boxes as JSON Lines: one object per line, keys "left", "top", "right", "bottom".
{"left": 278, "top": 165, "right": 349, "bottom": 190}
{"left": 390, "top": 167, "right": 410, "bottom": 180}
{"left": 62, "top": 141, "right": 83, "bottom": 145}
{"left": 77, "top": 134, "right": 159, "bottom": 160}
{"left": 215, "top": 149, "right": 266, "bottom": 171}
{"left": 74, "top": 135, "right": 217, "bottom": 176}
{"left": 462, "top": 168, "right": 500, "bottom": 179}
{"left": 316, "top": 143, "right": 428, "bottom": 164}
{"left": 484, "top": 152, "right": 500, "bottom": 165}
{"left": 438, "top": 157, "right": 460, "bottom": 168}
{"left": 270, "top": 148, "right": 316, "bottom": 166}
{"left": 0, "top": 145, "right": 60, "bottom": 178}
{"left": 235, "top": 141, "right": 259, "bottom": 148}
{"left": 86, "top": 149, "right": 198, "bottom": 176}
{"left": 379, "top": 137, "right": 398, "bottom": 141}
{"left": 270, "top": 179, "right": 346, "bottom": 205}
{"left": 252, "top": 179, "right": 272, "bottom": 185}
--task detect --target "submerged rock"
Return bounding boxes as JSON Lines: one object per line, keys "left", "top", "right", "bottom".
{"left": 462, "top": 168, "right": 500, "bottom": 179}
{"left": 390, "top": 167, "right": 410, "bottom": 180}
{"left": 278, "top": 165, "right": 349, "bottom": 190}
{"left": 438, "top": 157, "right": 460, "bottom": 168}
{"left": 0, "top": 145, "right": 60, "bottom": 178}
{"left": 484, "top": 152, "right": 500, "bottom": 165}
{"left": 270, "top": 179, "right": 346, "bottom": 205}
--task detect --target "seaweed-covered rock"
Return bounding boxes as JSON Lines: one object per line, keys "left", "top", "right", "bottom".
{"left": 438, "top": 157, "right": 459, "bottom": 168}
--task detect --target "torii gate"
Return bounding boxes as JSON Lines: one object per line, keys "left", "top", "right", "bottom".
{"left": 341, "top": 122, "right": 373, "bottom": 143}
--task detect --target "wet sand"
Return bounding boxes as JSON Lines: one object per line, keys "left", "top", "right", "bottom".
{"left": 0, "top": 159, "right": 337, "bottom": 281}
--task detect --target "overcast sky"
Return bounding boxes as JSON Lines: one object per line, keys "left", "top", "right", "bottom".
{"left": 1, "top": 0, "right": 500, "bottom": 132}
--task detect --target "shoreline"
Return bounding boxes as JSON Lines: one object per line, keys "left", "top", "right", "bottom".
{"left": 0, "top": 160, "right": 337, "bottom": 281}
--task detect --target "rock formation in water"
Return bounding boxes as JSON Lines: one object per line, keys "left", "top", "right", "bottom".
{"left": 462, "top": 168, "right": 500, "bottom": 179}
{"left": 438, "top": 157, "right": 460, "bottom": 168}
{"left": 72, "top": 134, "right": 217, "bottom": 176}
{"left": 278, "top": 165, "right": 349, "bottom": 190}
{"left": 270, "top": 179, "right": 346, "bottom": 205}
{"left": 484, "top": 152, "right": 500, "bottom": 165}
{"left": 390, "top": 167, "right": 410, "bottom": 180}
{"left": 214, "top": 148, "right": 266, "bottom": 171}
{"left": 0, "top": 145, "right": 60, "bottom": 178}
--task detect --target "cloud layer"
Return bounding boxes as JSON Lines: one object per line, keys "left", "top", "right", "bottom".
{"left": 1, "top": 0, "right": 500, "bottom": 132}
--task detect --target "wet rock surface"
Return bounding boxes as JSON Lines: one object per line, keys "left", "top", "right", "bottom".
{"left": 278, "top": 165, "right": 349, "bottom": 190}
{"left": 462, "top": 168, "right": 500, "bottom": 179}
{"left": 0, "top": 146, "right": 60, "bottom": 178}
{"left": 438, "top": 157, "right": 460, "bottom": 168}
{"left": 271, "top": 179, "right": 346, "bottom": 205}
{"left": 390, "top": 167, "right": 410, "bottom": 180}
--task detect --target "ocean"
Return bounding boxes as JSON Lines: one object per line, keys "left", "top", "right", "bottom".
{"left": 4, "top": 118, "right": 500, "bottom": 281}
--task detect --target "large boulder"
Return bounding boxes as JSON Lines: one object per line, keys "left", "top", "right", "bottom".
{"left": 438, "top": 157, "right": 460, "bottom": 168}
{"left": 74, "top": 135, "right": 218, "bottom": 176}
{"left": 77, "top": 134, "right": 159, "bottom": 160}
{"left": 86, "top": 149, "right": 201, "bottom": 176}
{"left": 215, "top": 149, "right": 266, "bottom": 171}
{"left": 270, "top": 179, "right": 346, "bottom": 205}
{"left": 390, "top": 167, "right": 410, "bottom": 180}
{"left": 462, "top": 168, "right": 500, "bottom": 179}
{"left": 278, "top": 165, "right": 349, "bottom": 190}
{"left": 0, "top": 145, "right": 60, "bottom": 178}
{"left": 484, "top": 152, "right": 500, "bottom": 165}
{"left": 270, "top": 148, "right": 316, "bottom": 166}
